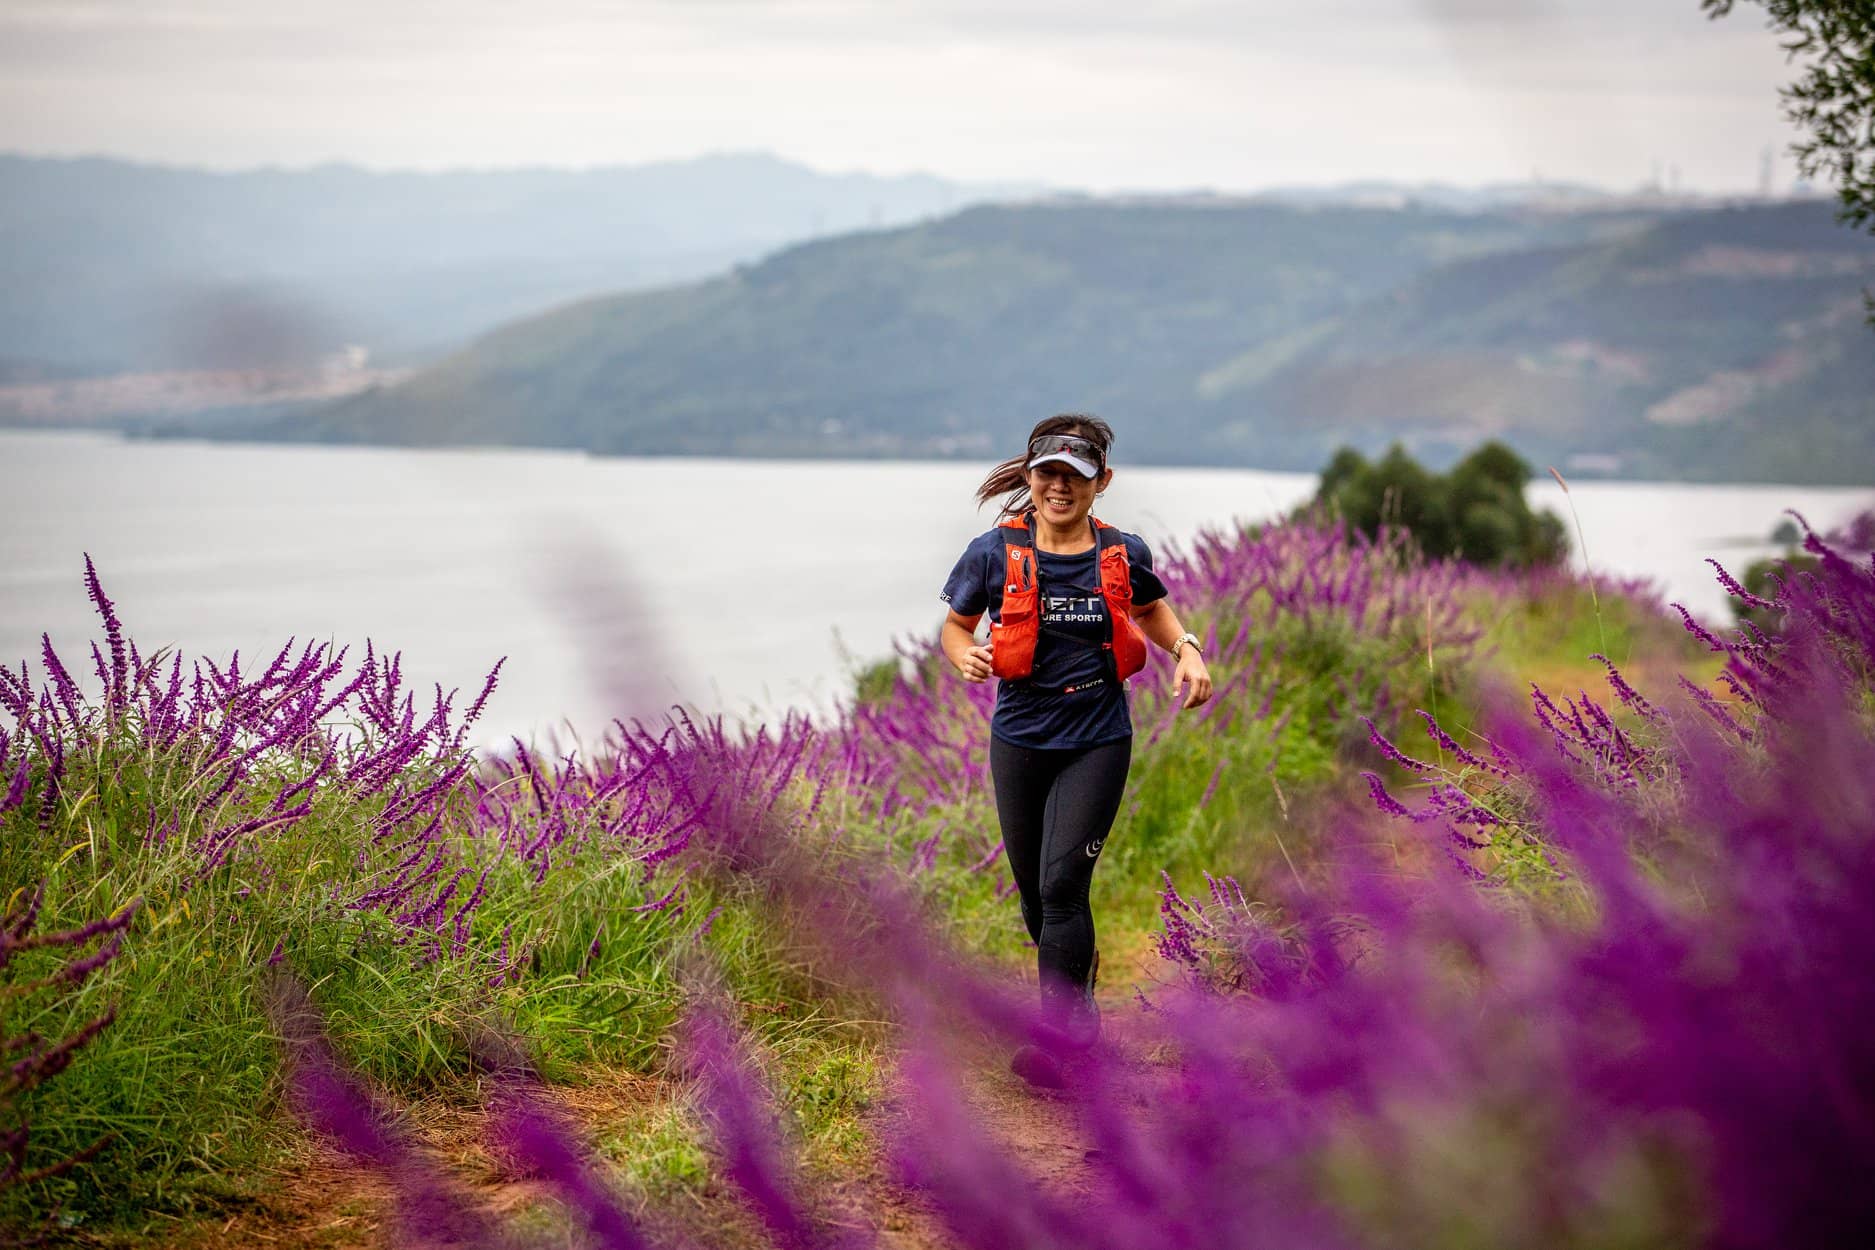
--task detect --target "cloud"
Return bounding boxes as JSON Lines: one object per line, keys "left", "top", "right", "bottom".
{"left": 0, "top": 0, "right": 1803, "bottom": 191}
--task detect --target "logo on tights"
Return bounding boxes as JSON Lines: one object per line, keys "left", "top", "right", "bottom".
{"left": 1085, "top": 838, "right": 1104, "bottom": 858}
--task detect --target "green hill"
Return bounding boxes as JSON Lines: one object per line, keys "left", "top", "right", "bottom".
{"left": 262, "top": 198, "right": 1875, "bottom": 482}
{"left": 1210, "top": 202, "right": 1875, "bottom": 480}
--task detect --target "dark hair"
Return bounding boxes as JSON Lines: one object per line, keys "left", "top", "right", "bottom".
{"left": 974, "top": 414, "right": 1116, "bottom": 519}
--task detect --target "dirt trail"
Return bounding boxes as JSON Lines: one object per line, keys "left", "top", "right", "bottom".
{"left": 853, "top": 1040, "right": 1110, "bottom": 1249}
{"left": 138, "top": 1075, "right": 663, "bottom": 1250}
{"left": 118, "top": 1006, "right": 1126, "bottom": 1250}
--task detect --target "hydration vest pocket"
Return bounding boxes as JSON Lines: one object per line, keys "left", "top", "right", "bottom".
{"left": 991, "top": 545, "right": 1039, "bottom": 680}
{"left": 1099, "top": 542, "right": 1148, "bottom": 681}
{"left": 991, "top": 604, "right": 1039, "bottom": 679}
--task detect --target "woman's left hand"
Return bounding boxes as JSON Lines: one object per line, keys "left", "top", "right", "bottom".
{"left": 1173, "top": 651, "right": 1213, "bottom": 710}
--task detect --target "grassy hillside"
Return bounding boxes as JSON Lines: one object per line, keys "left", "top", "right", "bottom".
{"left": 273, "top": 200, "right": 1612, "bottom": 459}
{"left": 8, "top": 509, "right": 1873, "bottom": 1248}
{"left": 0, "top": 522, "right": 1682, "bottom": 1235}
{"left": 1213, "top": 202, "right": 1875, "bottom": 479}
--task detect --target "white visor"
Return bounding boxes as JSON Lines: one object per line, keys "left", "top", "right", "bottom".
{"left": 1027, "top": 450, "right": 1100, "bottom": 478}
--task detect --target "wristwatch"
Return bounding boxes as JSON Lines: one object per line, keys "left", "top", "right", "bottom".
{"left": 1171, "top": 632, "right": 1202, "bottom": 660}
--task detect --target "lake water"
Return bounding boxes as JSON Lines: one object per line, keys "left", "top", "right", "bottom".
{"left": 2, "top": 429, "right": 1869, "bottom": 745}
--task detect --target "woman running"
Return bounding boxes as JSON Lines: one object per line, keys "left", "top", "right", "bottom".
{"left": 939, "top": 415, "right": 1212, "bottom": 1081}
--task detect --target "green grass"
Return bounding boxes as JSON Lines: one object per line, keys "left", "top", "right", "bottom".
{"left": 0, "top": 716, "right": 869, "bottom": 1229}
{"left": 1, "top": 566, "right": 1695, "bottom": 1240}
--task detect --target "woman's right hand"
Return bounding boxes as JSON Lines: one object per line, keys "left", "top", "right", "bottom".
{"left": 942, "top": 611, "right": 992, "bottom": 683}
{"left": 956, "top": 644, "right": 994, "bottom": 683}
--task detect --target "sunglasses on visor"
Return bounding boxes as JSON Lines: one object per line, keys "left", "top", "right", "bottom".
{"left": 1027, "top": 433, "right": 1105, "bottom": 468}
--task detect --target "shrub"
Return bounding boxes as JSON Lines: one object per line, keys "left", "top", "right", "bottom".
{"left": 1312, "top": 440, "right": 1569, "bottom": 569}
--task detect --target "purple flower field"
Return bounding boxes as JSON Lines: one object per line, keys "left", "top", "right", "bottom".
{"left": 2, "top": 512, "right": 1869, "bottom": 1248}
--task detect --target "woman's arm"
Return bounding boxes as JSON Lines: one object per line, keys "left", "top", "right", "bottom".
{"left": 942, "top": 610, "right": 994, "bottom": 683}
{"left": 1131, "top": 599, "right": 1214, "bottom": 709}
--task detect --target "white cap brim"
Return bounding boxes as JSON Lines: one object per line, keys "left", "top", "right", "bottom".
{"left": 1027, "top": 451, "right": 1099, "bottom": 478}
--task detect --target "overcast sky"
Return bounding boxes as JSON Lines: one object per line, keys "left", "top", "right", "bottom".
{"left": 0, "top": 0, "right": 1810, "bottom": 193}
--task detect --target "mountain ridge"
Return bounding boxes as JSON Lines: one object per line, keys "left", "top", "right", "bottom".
{"left": 251, "top": 197, "right": 1875, "bottom": 484}
{"left": 0, "top": 151, "right": 1038, "bottom": 376}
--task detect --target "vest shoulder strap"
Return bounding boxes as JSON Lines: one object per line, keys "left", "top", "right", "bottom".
{"left": 1002, "top": 513, "right": 1126, "bottom": 548}
{"left": 1090, "top": 517, "right": 1128, "bottom": 554}
{"left": 1001, "top": 514, "right": 1127, "bottom": 557}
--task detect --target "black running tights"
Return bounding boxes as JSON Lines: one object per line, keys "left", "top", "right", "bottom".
{"left": 989, "top": 736, "right": 1132, "bottom": 1005}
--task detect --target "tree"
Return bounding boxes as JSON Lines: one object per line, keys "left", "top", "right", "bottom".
{"left": 1309, "top": 441, "right": 1568, "bottom": 570}
{"left": 1705, "top": 3, "right": 1875, "bottom": 237}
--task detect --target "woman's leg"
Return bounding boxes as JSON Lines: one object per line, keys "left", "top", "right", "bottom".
{"left": 1033, "top": 737, "right": 1131, "bottom": 1007}
{"left": 989, "top": 737, "right": 1062, "bottom": 949}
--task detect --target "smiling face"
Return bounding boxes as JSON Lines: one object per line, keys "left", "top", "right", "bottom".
{"left": 1025, "top": 459, "right": 1112, "bottom": 529}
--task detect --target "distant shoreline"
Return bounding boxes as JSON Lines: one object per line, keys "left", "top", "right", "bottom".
{"left": 7, "top": 424, "right": 1875, "bottom": 493}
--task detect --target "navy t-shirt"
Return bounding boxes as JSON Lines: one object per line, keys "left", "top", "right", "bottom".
{"left": 941, "top": 525, "right": 1167, "bottom": 749}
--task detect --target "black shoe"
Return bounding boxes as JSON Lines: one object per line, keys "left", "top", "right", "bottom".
{"left": 1063, "top": 994, "right": 1101, "bottom": 1051}
{"left": 1010, "top": 1045, "right": 1065, "bottom": 1089}
{"left": 1065, "top": 948, "right": 1102, "bottom": 1050}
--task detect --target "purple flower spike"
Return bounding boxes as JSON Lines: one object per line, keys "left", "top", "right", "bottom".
{"left": 1670, "top": 602, "right": 1728, "bottom": 652}
{"left": 1361, "top": 771, "right": 1413, "bottom": 818}
{"left": 1416, "top": 709, "right": 1513, "bottom": 776}
{"left": 81, "top": 554, "right": 127, "bottom": 711}
{"left": 1588, "top": 653, "right": 1662, "bottom": 722}
{"left": 265, "top": 975, "right": 492, "bottom": 1247}
{"left": 487, "top": 1087, "right": 650, "bottom": 1250}
{"left": 1361, "top": 715, "right": 1435, "bottom": 775}
{"left": 1707, "top": 557, "right": 1778, "bottom": 611}
{"left": 0, "top": 753, "right": 31, "bottom": 816}
{"left": 681, "top": 996, "right": 859, "bottom": 1249}
{"left": 1198, "top": 759, "right": 1227, "bottom": 811}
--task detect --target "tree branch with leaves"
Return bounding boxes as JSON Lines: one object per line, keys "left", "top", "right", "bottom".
{"left": 1705, "top": 1, "right": 1874, "bottom": 232}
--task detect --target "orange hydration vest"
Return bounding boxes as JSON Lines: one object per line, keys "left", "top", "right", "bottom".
{"left": 989, "top": 512, "right": 1149, "bottom": 685}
